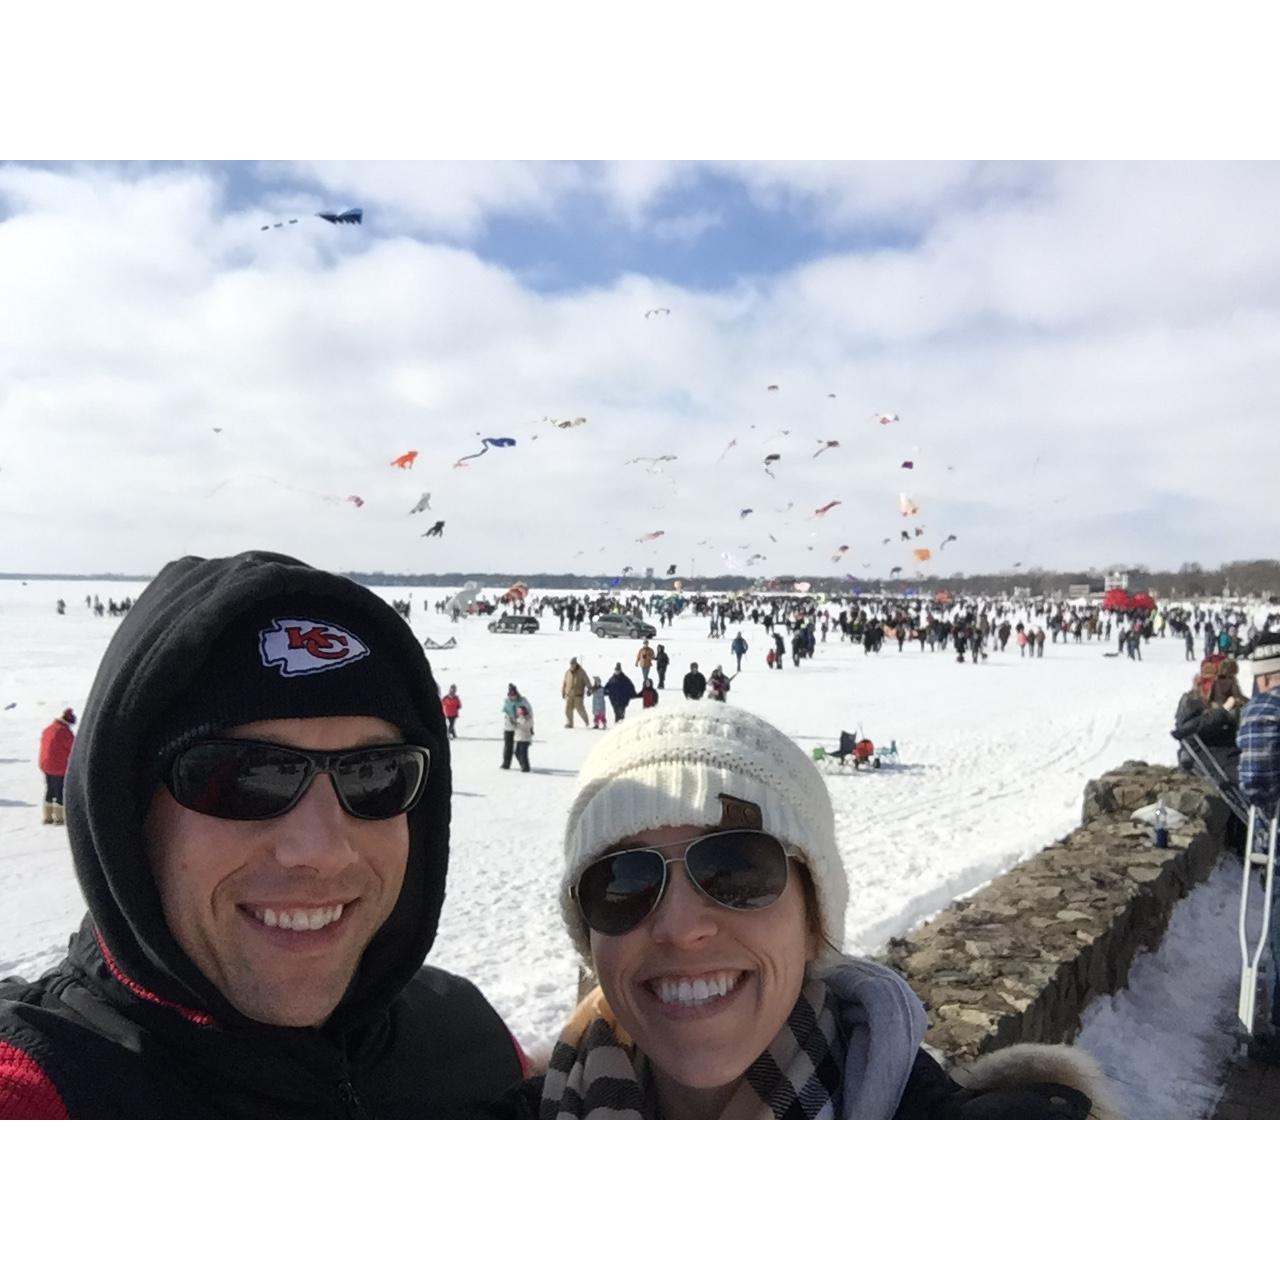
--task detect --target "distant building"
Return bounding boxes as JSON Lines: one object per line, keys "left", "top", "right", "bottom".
{"left": 1104, "top": 571, "right": 1130, "bottom": 591}
{"left": 1067, "top": 583, "right": 1091, "bottom": 599}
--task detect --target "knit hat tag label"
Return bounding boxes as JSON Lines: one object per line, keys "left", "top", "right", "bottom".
{"left": 258, "top": 617, "right": 370, "bottom": 677}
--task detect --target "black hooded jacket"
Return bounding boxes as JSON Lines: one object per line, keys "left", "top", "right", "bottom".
{"left": 0, "top": 552, "right": 523, "bottom": 1118}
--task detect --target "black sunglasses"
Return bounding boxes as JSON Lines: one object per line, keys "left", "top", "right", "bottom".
{"left": 571, "top": 829, "right": 797, "bottom": 937}
{"left": 166, "top": 739, "right": 430, "bottom": 822}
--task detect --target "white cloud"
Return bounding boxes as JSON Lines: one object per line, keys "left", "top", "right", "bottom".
{"left": 0, "top": 161, "right": 1276, "bottom": 579}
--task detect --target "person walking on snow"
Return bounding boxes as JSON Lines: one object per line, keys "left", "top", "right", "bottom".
{"left": 682, "top": 662, "right": 706, "bottom": 701}
{"left": 605, "top": 664, "right": 638, "bottom": 723}
{"left": 562, "top": 657, "right": 590, "bottom": 729}
{"left": 654, "top": 644, "right": 670, "bottom": 689}
{"left": 708, "top": 665, "right": 734, "bottom": 702}
{"left": 502, "top": 684, "right": 533, "bottom": 769}
{"left": 39, "top": 708, "right": 76, "bottom": 825}
{"left": 441, "top": 685, "right": 461, "bottom": 740}
{"left": 635, "top": 642, "right": 656, "bottom": 685}
{"left": 730, "top": 631, "right": 749, "bottom": 673}
{"left": 590, "top": 676, "right": 608, "bottom": 728}
{"left": 512, "top": 705, "right": 534, "bottom": 773}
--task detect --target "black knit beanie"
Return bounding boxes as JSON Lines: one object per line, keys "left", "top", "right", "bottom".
{"left": 144, "top": 592, "right": 432, "bottom": 779}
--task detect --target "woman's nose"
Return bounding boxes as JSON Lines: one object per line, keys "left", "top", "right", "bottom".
{"left": 649, "top": 861, "right": 719, "bottom": 947}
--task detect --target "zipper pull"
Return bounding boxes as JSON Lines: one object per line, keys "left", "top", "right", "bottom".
{"left": 337, "top": 1079, "right": 367, "bottom": 1118}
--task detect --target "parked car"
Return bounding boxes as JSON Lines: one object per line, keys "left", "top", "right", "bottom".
{"left": 488, "top": 614, "right": 540, "bottom": 634}
{"left": 592, "top": 614, "right": 656, "bottom": 639}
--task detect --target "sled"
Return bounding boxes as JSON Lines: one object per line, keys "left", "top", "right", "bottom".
{"left": 422, "top": 636, "right": 458, "bottom": 650}
{"left": 812, "top": 736, "right": 887, "bottom": 771}
{"left": 1237, "top": 805, "right": 1279, "bottom": 1042}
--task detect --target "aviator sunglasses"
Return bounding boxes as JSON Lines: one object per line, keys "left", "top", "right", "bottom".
{"left": 571, "top": 829, "right": 798, "bottom": 936}
{"left": 166, "top": 739, "right": 430, "bottom": 822}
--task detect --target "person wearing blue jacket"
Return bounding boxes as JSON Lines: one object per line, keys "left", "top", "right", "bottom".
{"left": 730, "top": 631, "right": 749, "bottom": 673}
{"left": 604, "top": 664, "right": 637, "bottom": 723}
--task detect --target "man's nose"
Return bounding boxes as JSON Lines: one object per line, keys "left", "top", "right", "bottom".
{"left": 270, "top": 772, "right": 361, "bottom": 874}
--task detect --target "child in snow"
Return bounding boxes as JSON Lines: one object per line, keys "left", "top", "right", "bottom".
{"left": 640, "top": 678, "right": 659, "bottom": 709}
{"left": 513, "top": 705, "right": 534, "bottom": 772}
{"left": 441, "top": 684, "right": 461, "bottom": 739}
{"left": 590, "top": 676, "right": 608, "bottom": 729}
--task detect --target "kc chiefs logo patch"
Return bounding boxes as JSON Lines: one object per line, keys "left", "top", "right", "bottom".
{"left": 258, "top": 617, "right": 371, "bottom": 677}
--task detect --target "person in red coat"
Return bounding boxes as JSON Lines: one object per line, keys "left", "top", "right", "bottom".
{"left": 441, "top": 685, "right": 462, "bottom": 739}
{"left": 38, "top": 708, "right": 76, "bottom": 825}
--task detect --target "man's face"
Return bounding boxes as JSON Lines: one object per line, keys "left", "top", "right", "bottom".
{"left": 143, "top": 716, "right": 411, "bottom": 1027}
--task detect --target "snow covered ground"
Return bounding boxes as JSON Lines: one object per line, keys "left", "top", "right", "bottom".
{"left": 0, "top": 578, "right": 1229, "bottom": 1109}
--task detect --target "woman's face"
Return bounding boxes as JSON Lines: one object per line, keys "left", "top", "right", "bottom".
{"left": 588, "top": 824, "right": 817, "bottom": 1104}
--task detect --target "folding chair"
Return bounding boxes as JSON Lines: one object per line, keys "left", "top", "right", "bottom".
{"left": 1178, "top": 734, "right": 1250, "bottom": 825}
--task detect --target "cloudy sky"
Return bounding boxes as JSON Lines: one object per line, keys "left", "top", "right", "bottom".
{"left": 2, "top": 159, "right": 1278, "bottom": 580}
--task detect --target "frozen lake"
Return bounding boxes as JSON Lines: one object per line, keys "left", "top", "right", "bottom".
{"left": 0, "top": 577, "right": 1196, "bottom": 1058}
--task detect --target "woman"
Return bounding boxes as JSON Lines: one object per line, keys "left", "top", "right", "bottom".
{"left": 1173, "top": 657, "right": 1247, "bottom": 778}
{"left": 493, "top": 703, "right": 1114, "bottom": 1119}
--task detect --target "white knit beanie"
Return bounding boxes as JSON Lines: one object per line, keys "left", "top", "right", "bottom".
{"left": 1250, "top": 634, "right": 1280, "bottom": 679}
{"left": 560, "top": 701, "right": 848, "bottom": 963}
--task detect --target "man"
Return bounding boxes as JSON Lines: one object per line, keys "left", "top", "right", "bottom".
{"left": 635, "top": 641, "right": 655, "bottom": 686}
{"left": 561, "top": 657, "right": 590, "bottom": 728}
{"left": 1238, "top": 633, "right": 1280, "bottom": 1061}
{"left": 654, "top": 643, "right": 670, "bottom": 689}
{"left": 38, "top": 708, "right": 76, "bottom": 825}
{"left": 730, "top": 631, "right": 748, "bottom": 673}
{"left": 0, "top": 551, "right": 524, "bottom": 1118}
{"left": 682, "top": 661, "right": 706, "bottom": 701}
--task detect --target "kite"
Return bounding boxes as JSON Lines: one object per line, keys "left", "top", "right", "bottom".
{"left": 644, "top": 308, "right": 671, "bottom": 318}
{"left": 391, "top": 450, "right": 418, "bottom": 469}
{"left": 408, "top": 493, "right": 432, "bottom": 515}
{"left": 766, "top": 384, "right": 779, "bottom": 392}
{"left": 556, "top": 417, "right": 587, "bottom": 429}
{"left": 748, "top": 554, "right": 767, "bottom": 564}
{"left": 831, "top": 545, "right": 849, "bottom": 562}
{"left": 940, "top": 534, "right": 958, "bottom": 549}
{"left": 262, "top": 208, "right": 363, "bottom": 231}
{"left": 763, "top": 453, "right": 781, "bottom": 478}
{"left": 211, "top": 427, "right": 223, "bottom": 434}
{"left": 622, "top": 565, "right": 634, "bottom": 575}
{"left": 890, "top": 567, "right": 903, "bottom": 577}
{"left": 913, "top": 526, "right": 925, "bottom": 538}
{"left": 717, "top": 438, "right": 738, "bottom": 463}
{"left": 317, "top": 208, "right": 363, "bottom": 225}
{"left": 453, "top": 437, "right": 517, "bottom": 468}
{"left": 814, "top": 500, "right": 842, "bottom": 516}
{"left": 812, "top": 440, "right": 840, "bottom": 459}
{"left": 1013, "top": 561, "right": 1023, "bottom": 568}
{"left": 901, "top": 460, "right": 914, "bottom": 469}
{"left": 740, "top": 508, "right": 754, "bottom": 519}
{"left": 768, "top": 535, "right": 777, "bottom": 543}
{"left": 881, "top": 538, "right": 891, "bottom": 545}
{"left": 874, "top": 412, "right": 899, "bottom": 425}
{"left": 421, "top": 521, "right": 446, "bottom": 538}
{"left": 828, "top": 393, "right": 837, "bottom": 399}
{"left": 913, "top": 548, "right": 932, "bottom": 562}
{"left": 636, "top": 530, "right": 666, "bottom": 542}
{"left": 666, "top": 564, "right": 677, "bottom": 575}
{"left": 345, "top": 495, "right": 364, "bottom": 509}
{"left": 900, "top": 531, "right": 911, "bottom": 542}
{"left": 899, "top": 493, "right": 919, "bottom": 517}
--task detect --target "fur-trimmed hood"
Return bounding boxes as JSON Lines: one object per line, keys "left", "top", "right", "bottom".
{"left": 949, "top": 1043, "right": 1123, "bottom": 1119}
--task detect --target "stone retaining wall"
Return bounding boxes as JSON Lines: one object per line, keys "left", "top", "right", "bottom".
{"left": 881, "top": 762, "right": 1229, "bottom": 1062}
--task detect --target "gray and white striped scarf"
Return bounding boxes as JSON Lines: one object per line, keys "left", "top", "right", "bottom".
{"left": 540, "top": 960, "right": 926, "bottom": 1120}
